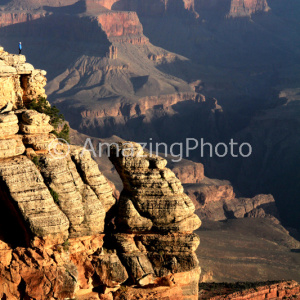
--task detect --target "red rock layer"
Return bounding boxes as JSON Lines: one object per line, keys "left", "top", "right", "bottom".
{"left": 96, "top": 11, "right": 149, "bottom": 44}
{"left": 86, "top": 0, "right": 119, "bottom": 10}
{"left": 111, "top": 0, "right": 196, "bottom": 16}
{"left": 0, "top": 12, "right": 47, "bottom": 27}
{"left": 228, "top": 0, "right": 270, "bottom": 17}
{"left": 199, "top": 281, "right": 300, "bottom": 299}
{"left": 81, "top": 92, "right": 206, "bottom": 118}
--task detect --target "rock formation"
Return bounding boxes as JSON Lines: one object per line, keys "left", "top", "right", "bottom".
{"left": 199, "top": 281, "right": 300, "bottom": 299}
{"left": 0, "top": 46, "right": 47, "bottom": 109}
{"left": 96, "top": 11, "right": 149, "bottom": 45}
{"left": 0, "top": 47, "right": 202, "bottom": 299}
{"left": 108, "top": 141, "right": 201, "bottom": 298}
{"left": 178, "top": 163, "right": 279, "bottom": 222}
{"left": 227, "top": 0, "right": 270, "bottom": 18}
{"left": 0, "top": 46, "right": 299, "bottom": 299}
{"left": 111, "top": 0, "right": 198, "bottom": 16}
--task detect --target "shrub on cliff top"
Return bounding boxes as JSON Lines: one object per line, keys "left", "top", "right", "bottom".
{"left": 28, "top": 96, "right": 70, "bottom": 142}
{"left": 28, "top": 96, "right": 64, "bottom": 129}
{"left": 54, "top": 123, "right": 70, "bottom": 143}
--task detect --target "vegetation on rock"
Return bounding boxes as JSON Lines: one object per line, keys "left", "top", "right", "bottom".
{"left": 28, "top": 96, "right": 70, "bottom": 142}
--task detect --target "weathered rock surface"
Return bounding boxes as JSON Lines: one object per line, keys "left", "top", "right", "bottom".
{"left": 0, "top": 134, "right": 25, "bottom": 159}
{"left": 22, "top": 132, "right": 56, "bottom": 151}
{"left": 108, "top": 141, "right": 201, "bottom": 298}
{"left": 199, "top": 281, "right": 300, "bottom": 299}
{"left": 228, "top": 0, "right": 270, "bottom": 18}
{"left": 0, "top": 111, "right": 19, "bottom": 138}
{"left": 185, "top": 179, "right": 278, "bottom": 222}
{"left": 93, "top": 253, "right": 128, "bottom": 288}
{"left": 172, "top": 160, "right": 279, "bottom": 222}
{"left": 0, "top": 75, "right": 116, "bottom": 244}
{"left": 109, "top": 141, "right": 201, "bottom": 233}
{"left": 71, "top": 147, "right": 116, "bottom": 215}
{"left": 0, "top": 47, "right": 46, "bottom": 110}
{"left": 96, "top": 11, "right": 149, "bottom": 45}
{"left": 170, "top": 159, "right": 205, "bottom": 184}
{"left": 39, "top": 154, "right": 107, "bottom": 237}
{"left": 0, "top": 155, "right": 70, "bottom": 242}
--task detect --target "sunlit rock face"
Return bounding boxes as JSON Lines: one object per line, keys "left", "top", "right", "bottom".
{"left": 227, "top": 0, "right": 270, "bottom": 17}
{"left": 0, "top": 48, "right": 201, "bottom": 299}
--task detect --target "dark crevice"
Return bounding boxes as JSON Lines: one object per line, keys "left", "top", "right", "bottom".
{"left": 0, "top": 179, "right": 31, "bottom": 247}
{"left": 17, "top": 278, "right": 26, "bottom": 300}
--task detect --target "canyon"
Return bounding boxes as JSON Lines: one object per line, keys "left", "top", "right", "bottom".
{"left": 0, "top": 51, "right": 202, "bottom": 299}
{"left": 0, "top": 48, "right": 299, "bottom": 299}
{"left": 0, "top": 0, "right": 299, "bottom": 297}
{"left": 0, "top": 0, "right": 296, "bottom": 230}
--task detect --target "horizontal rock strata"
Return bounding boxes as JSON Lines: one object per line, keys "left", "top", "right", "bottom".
{"left": 109, "top": 141, "right": 202, "bottom": 299}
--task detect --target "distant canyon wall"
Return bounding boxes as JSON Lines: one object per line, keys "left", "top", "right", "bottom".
{"left": 195, "top": 0, "right": 269, "bottom": 17}
{"left": 96, "top": 11, "right": 149, "bottom": 44}
{"left": 227, "top": 0, "right": 270, "bottom": 17}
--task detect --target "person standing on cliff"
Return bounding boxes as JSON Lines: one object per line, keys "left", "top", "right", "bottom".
{"left": 18, "top": 42, "right": 22, "bottom": 54}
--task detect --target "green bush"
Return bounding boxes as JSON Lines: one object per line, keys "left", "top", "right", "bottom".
{"left": 53, "top": 123, "right": 70, "bottom": 143}
{"left": 62, "top": 239, "right": 70, "bottom": 252}
{"left": 28, "top": 96, "right": 70, "bottom": 142}
{"left": 28, "top": 97, "right": 64, "bottom": 129}
{"left": 50, "top": 188, "right": 59, "bottom": 204}
{"left": 32, "top": 156, "right": 42, "bottom": 168}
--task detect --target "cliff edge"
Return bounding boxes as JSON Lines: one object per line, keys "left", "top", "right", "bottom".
{"left": 0, "top": 47, "right": 201, "bottom": 300}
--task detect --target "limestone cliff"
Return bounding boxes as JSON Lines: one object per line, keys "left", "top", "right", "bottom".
{"left": 0, "top": 46, "right": 46, "bottom": 109}
{"left": 0, "top": 47, "right": 201, "bottom": 299}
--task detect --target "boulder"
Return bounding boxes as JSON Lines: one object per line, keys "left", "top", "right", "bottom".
{"left": 93, "top": 254, "right": 128, "bottom": 288}
{"left": 120, "top": 251, "right": 155, "bottom": 284}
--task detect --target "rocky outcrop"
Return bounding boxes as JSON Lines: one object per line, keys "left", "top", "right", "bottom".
{"left": 171, "top": 161, "right": 279, "bottom": 222}
{"left": 0, "top": 127, "right": 201, "bottom": 298}
{"left": 111, "top": 0, "right": 197, "bottom": 16}
{"left": 107, "top": 141, "right": 201, "bottom": 298}
{"left": 96, "top": 11, "right": 149, "bottom": 44}
{"left": 0, "top": 47, "right": 47, "bottom": 110}
{"left": 170, "top": 159, "right": 205, "bottom": 184}
{"left": 195, "top": 192, "right": 278, "bottom": 221}
{"left": 184, "top": 178, "right": 235, "bottom": 211}
{"left": 109, "top": 142, "right": 201, "bottom": 233}
{"left": 0, "top": 49, "right": 203, "bottom": 299}
{"left": 0, "top": 11, "right": 47, "bottom": 27}
{"left": 199, "top": 281, "right": 300, "bottom": 300}
{"left": 0, "top": 107, "right": 117, "bottom": 245}
{"left": 227, "top": 0, "right": 270, "bottom": 18}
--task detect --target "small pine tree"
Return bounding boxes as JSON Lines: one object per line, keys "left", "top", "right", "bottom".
{"left": 54, "top": 123, "right": 70, "bottom": 143}
{"left": 28, "top": 96, "right": 64, "bottom": 129}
